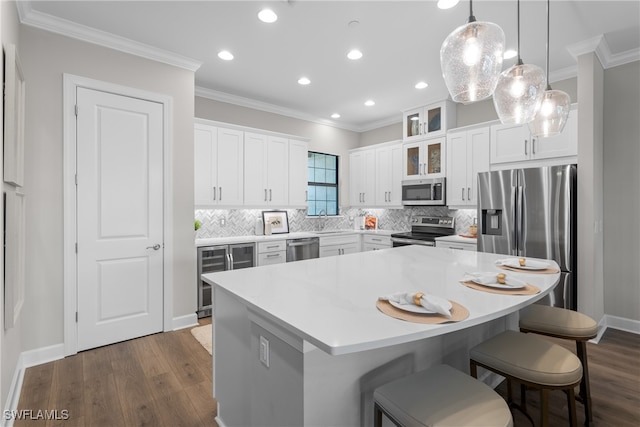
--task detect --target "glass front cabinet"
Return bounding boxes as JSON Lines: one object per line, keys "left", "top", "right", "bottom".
{"left": 402, "top": 100, "right": 456, "bottom": 142}
{"left": 402, "top": 137, "right": 446, "bottom": 180}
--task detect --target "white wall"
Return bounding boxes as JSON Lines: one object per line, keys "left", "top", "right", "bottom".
{"left": 195, "top": 97, "right": 360, "bottom": 207}
{"left": 603, "top": 61, "right": 640, "bottom": 321}
{"left": 18, "top": 25, "right": 196, "bottom": 353}
{"left": 1, "top": 0, "right": 23, "bottom": 412}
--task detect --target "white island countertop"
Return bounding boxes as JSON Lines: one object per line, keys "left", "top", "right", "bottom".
{"left": 203, "top": 245, "right": 559, "bottom": 356}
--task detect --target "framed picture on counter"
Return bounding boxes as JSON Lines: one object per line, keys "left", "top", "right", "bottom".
{"left": 262, "top": 210, "right": 289, "bottom": 234}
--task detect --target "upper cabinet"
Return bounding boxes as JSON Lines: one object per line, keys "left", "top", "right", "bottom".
{"left": 490, "top": 108, "right": 578, "bottom": 165}
{"left": 349, "top": 149, "right": 376, "bottom": 206}
{"left": 446, "top": 126, "right": 490, "bottom": 207}
{"left": 194, "top": 120, "right": 309, "bottom": 208}
{"left": 244, "top": 133, "right": 289, "bottom": 206}
{"left": 402, "top": 100, "right": 456, "bottom": 141}
{"left": 194, "top": 124, "right": 244, "bottom": 207}
{"left": 375, "top": 143, "right": 403, "bottom": 207}
{"left": 288, "top": 139, "right": 309, "bottom": 208}
{"left": 402, "top": 137, "right": 446, "bottom": 180}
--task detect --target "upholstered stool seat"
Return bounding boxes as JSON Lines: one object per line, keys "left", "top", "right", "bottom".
{"left": 373, "top": 364, "right": 513, "bottom": 427}
{"left": 470, "top": 330, "right": 583, "bottom": 427}
{"left": 520, "top": 304, "right": 598, "bottom": 425}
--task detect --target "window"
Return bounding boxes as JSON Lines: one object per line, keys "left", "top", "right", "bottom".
{"left": 307, "top": 151, "right": 338, "bottom": 216}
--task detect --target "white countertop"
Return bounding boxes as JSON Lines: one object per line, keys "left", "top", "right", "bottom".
{"left": 202, "top": 246, "right": 559, "bottom": 355}
{"left": 195, "top": 229, "right": 398, "bottom": 247}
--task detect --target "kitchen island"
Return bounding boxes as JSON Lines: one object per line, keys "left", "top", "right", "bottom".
{"left": 203, "top": 245, "right": 560, "bottom": 427}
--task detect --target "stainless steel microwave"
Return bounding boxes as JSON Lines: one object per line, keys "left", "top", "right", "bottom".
{"left": 401, "top": 178, "right": 446, "bottom": 206}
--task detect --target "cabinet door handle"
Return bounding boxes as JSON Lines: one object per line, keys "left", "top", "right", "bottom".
{"left": 305, "top": 190, "right": 308, "bottom": 202}
{"left": 269, "top": 189, "right": 272, "bottom": 201}
{"left": 264, "top": 189, "right": 267, "bottom": 201}
{"left": 524, "top": 139, "right": 528, "bottom": 155}
{"left": 467, "top": 187, "right": 471, "bottom": 200}
{"left": 419, "top": 123, "right": 423, "bottom": 135}
{"left": 461, "top": 188, "right": 465, "bottom": 201}
{"left": 213, "top": 187, "right": 217, "bottom": 201}
{"left": 266, "top": 253, "right": 280, "bottom": 258}
{"left": 532, "top": 138, "right": 537, "bottom": 154}
{"left": 219, "top": 187, "right": 222, "bottom": 200}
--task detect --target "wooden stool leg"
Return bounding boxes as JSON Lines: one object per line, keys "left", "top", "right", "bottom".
{"left": 567, "top": 387, "right": 578, "bottom": 427}
{"left": 373, "top": 403, "right": 383, "bottom": 427}
{"left": 470, "top": 360, "right": 478, "bottom": 378}
{"left": 540, "top": 389, "right": 549, "bottom": 427}
{"left": 576, "top": 341, "right": 593, "bottom": 426}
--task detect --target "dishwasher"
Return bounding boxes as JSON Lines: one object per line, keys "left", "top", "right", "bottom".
{"left": 286, "top": 237, "right": 319, "bottom": 262}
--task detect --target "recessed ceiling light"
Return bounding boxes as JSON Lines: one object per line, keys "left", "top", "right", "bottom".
{"left": 503, "top": 49, "right": 518, "bottom": 59}
{"left": 347, "top": 49, "right": 363, "bottom": 60}
{"left": 331, "top": 113, "right": 341, "bottom": 119}
{"left": 364, "top": 100, "right": 375, "bottom": 107}
{"left": 298, "top": 77, "right": 311, "bottom": 85}
{"left": 218, "top": 50, "right": 234, "bottom": 61}
{"left": 415, "top": 81, "right": 429, "bottom": 89}
{"left": 258, "top": 9, "right": 278, "bottom": 23}
{"left": 437, "top": 0, "right": 460, "bottom": 9}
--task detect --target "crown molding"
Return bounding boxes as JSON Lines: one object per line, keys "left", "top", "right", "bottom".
{"left": 195, "top": 86, "right": 401, "bottom": 133}
{"left": 16, "top": 1, "right": 202, "bottom": 72}
{"left": 567, "top": 34, "right": 640, "bottom": 70}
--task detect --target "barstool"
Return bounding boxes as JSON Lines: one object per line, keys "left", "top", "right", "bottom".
{"left": 373, "top": 364, "right": 513, "bottom": 427}
{"left": 470, "top": 330, "right": 583, "bottom": 427}
{"left": 520, "top": 304, "right": 598, "bottom": 425}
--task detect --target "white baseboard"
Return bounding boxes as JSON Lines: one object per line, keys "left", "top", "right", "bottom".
{"left": 172, "top": 313, "right": 198, "bottom": 331}
{"left": 2, "top": 354, "right": 24, "bottom": 427}
{"left": 21, "top": 343, "right": 65, "bottom": 368}
{"left": 591, "top": 314, "right": 640, "bottom": 344}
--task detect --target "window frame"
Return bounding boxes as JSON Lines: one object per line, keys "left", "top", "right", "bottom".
{"left": 307, "top": 151, "right": 339, "bottom": 217}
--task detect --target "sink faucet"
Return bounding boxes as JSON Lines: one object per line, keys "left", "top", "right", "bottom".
{"left": 317, "top": 209, "right": 327, "bottom": 231}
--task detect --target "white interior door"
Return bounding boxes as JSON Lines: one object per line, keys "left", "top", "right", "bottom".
{"left": 76, "top": 87, "right": 163, "bottom": 351}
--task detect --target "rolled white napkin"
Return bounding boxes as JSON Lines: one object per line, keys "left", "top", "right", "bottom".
{"left": 463, "top": 272, "right": 525, "bottom": 288}
{"left": 379, "top": 292, "right": 452, "bottom": 317}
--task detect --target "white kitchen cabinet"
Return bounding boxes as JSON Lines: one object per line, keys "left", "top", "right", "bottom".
{"left": 362, "top": 234, "right": 392, "bottom": 251}
{"left": 446, "top": 126, "right": 490, "bottom": 207}
{"left": 349, "top": 149, "right": 376, "bottom": 206}
{"left": 288, "top": 139, "right": 308, "bottom": 207}
{"left": 375, "top": 142, "right": 403, "bottom": 207}
{"left": 402, "top": 100, "right": 456, "bottom": 141}
{"left": 490, "top": 109, "right": 577, "bottom": 165}
{"left": 194, "top": 124, "right": 244, "bottom": 207}
{"left": 257, "top": 240, "right": 287, "bottom": 266}
{"left": 435, "top": 240, "right": 477, "bottom": 251}
{"left": 402, "top": 137, "right": 446, "bottom": 180}
{"left": 244, "top": 132, "right": 289, "bottom": 206}
{"left": 319, "top": 233, "right": 360, "bottom": 258}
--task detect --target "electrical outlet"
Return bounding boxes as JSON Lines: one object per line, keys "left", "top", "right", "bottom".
{"left": 220, "top": 218, "right": 226, "bottom": 227}
{"left": 259, "top": 335, "right": 270, "bottom": 368}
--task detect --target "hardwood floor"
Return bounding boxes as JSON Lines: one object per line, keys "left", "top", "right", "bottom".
{"left": 15, "top": 317, "right": 218, "bottom": 427}
{"left": 15, "top": 323, "right": 639, "bottom": 426}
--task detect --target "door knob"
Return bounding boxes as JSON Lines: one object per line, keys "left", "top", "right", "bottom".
{"left": 146, "top": 244, "right": 161, "bottom": 250}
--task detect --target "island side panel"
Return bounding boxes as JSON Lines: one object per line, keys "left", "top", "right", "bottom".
{"left": 214, "top": 287, "right": 253, "bottom": 427}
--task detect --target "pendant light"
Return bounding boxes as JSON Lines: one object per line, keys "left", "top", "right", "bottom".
{"left": 529, "top": 0, "right": 571, "bottom": 137}
{"left": 493, "top": 0, "right": 546, "bottom": 124}
{"left": 440, "top": 0, "right": 505, "bottom": 103}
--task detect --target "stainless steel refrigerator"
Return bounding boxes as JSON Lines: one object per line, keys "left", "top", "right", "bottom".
{"left": 477, "top": 165, "right": 577, "bottom": 310}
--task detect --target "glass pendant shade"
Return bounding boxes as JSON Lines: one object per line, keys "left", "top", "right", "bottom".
{"left": 493, "top": 62, "right": 546, "bottom": 124}
{"left": 529, "top": 89, "right": 571, "bottom": 137}
{"left": 440, "top": 21, "right": 505, "bottom": 103}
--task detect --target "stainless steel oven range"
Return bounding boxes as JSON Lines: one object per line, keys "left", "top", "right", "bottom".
{"left": 390, "top": 216, "right": 455, "bottom": 247}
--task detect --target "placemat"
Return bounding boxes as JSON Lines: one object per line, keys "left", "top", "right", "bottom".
{"left": 497, "top": 265, "right": 560, "bottom": 274}
{"left": 458, "top": 234, "right": 477, "bottom": 238}
{"left": 460, "top": 280, "right": 540, "bottom": 295}
{"left": 376, "top": 300, "right": 469, "bottom": 324}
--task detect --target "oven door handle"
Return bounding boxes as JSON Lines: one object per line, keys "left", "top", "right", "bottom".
{"left": 390, "top": 237, "right": 435, "bottom": 247}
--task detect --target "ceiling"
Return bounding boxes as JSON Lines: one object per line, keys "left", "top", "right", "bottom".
{"left": 21, "top": 1, "right": 640, "bottom": 132}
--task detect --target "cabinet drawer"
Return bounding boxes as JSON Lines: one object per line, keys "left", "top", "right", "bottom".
{"left": 363, "top": 234, "right": 391, "bottom": 246}
{"left": 435, "top": 241, "right": 476, "bottom": 251}
{"left": 258, "top": 240, "right": 286, "bottom": 253}
{"left": 319, "top": 234, "right": 360, "bottom": 247}
{"left": 363, "top": 243, "right": 390, "bottom": 252}
{"left": 258, "top": 251, "right": 286, "bottom": 266}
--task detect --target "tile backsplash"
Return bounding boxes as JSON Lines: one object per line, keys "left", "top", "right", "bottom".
{"left": 195, "top": 207, "right": 477, "bottom": 238}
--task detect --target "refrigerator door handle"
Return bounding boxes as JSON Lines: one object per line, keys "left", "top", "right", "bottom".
{"left": 516, "top": 184, "right": 525, "bottom": 256}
